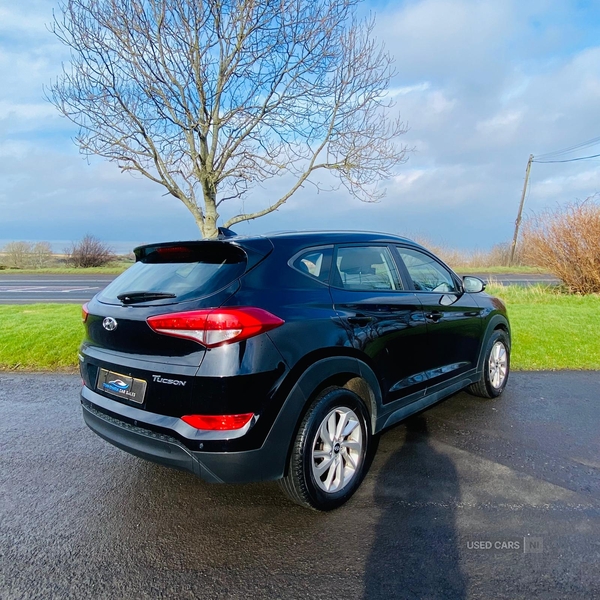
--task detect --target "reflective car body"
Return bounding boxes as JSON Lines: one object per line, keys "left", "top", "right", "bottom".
{"left": 79, "top": 231, "right": 510, "bottom": 489}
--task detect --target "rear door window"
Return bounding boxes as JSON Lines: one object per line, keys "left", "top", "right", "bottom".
{"left": 332, "top": 246, "right": 402, "bottom": 291}
{"left": 98, "top": 243, "right": 247, "bottom": 305}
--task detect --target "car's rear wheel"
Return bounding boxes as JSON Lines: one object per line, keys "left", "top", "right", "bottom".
{"left": 279, "top": 387, "right": 371, "bottom": 510}
{"left": 468, "top": 330, "right": 510, "bottom": 398}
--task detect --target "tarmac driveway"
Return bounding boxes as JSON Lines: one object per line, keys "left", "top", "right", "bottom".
{"left": 1, "top": 371, "right": 599, "bottom": 599}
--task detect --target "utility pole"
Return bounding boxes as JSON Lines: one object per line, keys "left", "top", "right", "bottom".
{"left": 509, "top": 154, "right": 534, "bottom": 265}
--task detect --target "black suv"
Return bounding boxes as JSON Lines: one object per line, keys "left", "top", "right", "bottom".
{"left": 80, "top": 231, "right": 510, "bottom": 510}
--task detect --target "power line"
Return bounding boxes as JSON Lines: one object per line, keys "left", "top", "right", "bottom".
{"left": 533, "top": 152, "right": 600, "bottom": 164}
{"left": 535, "top": 135, "right": 600, "bottom": 160}
{"left": 510, "top": 135, "right": 600, "bottom": 264}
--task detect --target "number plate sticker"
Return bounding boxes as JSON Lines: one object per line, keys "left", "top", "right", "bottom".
{"left": 97, "top": 369, "right": 147, "bottom": 405}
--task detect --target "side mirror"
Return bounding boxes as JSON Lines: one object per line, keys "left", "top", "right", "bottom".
{"left": 462, "top": 276, "right": 486, "bottom": 293}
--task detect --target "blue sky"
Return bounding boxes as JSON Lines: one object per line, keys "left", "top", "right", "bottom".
{"left": 1, "top": 0, "right": 600, "bottom": 251}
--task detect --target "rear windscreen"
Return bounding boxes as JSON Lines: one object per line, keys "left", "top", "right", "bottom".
{"left": 98, "top": 243, "right": 247, "bottom": 305}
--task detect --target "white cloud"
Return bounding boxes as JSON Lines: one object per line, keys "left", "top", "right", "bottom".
{"left": 477, "top": 111, "right": 523, "bottom": 134}
{"left": 0, "top": 4, "right": 50, "bottom": 34}
{"left": 378, "top": 0, "right": 517, "bottom": 85}
{"left": 529, "top": 167, "right": 600, "bottom": 206}
{"left": 392, "top": 169, "right": 427, "bottom": 192}
{"left": 0, "top": 140, "right": 33, "bottom": 159}
{"left": 428, "top": 91, "right": 456, "bottom": 115}
{"left": 0, "top": 101, "right": 57, "bottom": 120}
{"left": 388, "top": 82, "right": 431, "bottom": 96}
{"left": 500, "top": 77, "right": 530, "bottom": 104}
{"left": 475, "top": 110, "right": 524, "bottom": 146}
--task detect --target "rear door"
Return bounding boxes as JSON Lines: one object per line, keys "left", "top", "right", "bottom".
{"left": 329, "top": 244, "right": 429, "bottom": 403}
{"left": 393, "top": 246, "right": 483, "bottom": 387}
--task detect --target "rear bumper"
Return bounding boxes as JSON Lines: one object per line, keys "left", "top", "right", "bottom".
{"left": 82, "top": 402, "right": 222, "bottom": 481}
{"left": 80, "top": 384, "right": 302, "bottom": 483}
{"left": 82, "top": 401, "right": 288, "bottom": 483}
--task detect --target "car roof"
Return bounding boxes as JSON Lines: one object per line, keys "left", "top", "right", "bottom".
{"left": 248, "top": 230, "right": 416, "bottom": 245}
{"left": 133, "top": 231, "right": 423, "bottom": 256}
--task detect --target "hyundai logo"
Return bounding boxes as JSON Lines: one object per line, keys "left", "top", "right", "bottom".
{"left": 102, "top": 317, "right": 118, "bottom": 331}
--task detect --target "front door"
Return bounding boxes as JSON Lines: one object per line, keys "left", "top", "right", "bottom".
{"left": 329, "top": 245, "right": 429, "bottom": 403}
{"left": 393, "top": 246, "right": 484, "bottom": 387}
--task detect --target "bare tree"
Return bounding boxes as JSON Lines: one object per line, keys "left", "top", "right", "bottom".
{"left": 49, "top": 0, "right": 409, "bottom": 239}
{"left": 2, "top": 242, "right": 32, "bottom": 269}
{"left": 31, "top": 242, "right": 54, "bottom": 268}
{"left": 67, "top": 235, "right": 114, "bottom": 267}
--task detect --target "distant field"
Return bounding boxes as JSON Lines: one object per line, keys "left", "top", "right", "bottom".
{"left": 457, "top": 266, "right": 550, "bottom": 275}
{"left": 1, "top": 286, "right": 598, "bottom": 372}
{"left": 0, "top": 261, "right": 131, "bottom": 275}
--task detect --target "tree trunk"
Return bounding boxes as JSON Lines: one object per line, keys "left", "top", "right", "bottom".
{"left": 202, "top": 189, "right": 219, "bottom": 239}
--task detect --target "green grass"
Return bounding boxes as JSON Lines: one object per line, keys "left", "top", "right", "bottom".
{"left": 486, "top": 284, "right": 600, "bottom": 370}
{"left": 0, "top": 305, "right": 83, "bottom": 371}
{"left": 457, "top": 265, "right": 550, "bottom": 275}
{"left": 0, "top": 261, "right": 131, "bottom": 275}
{"left": 1, "top": 286, "right": 599, "bottom": 371}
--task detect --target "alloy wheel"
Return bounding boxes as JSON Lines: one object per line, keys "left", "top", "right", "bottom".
{"left": 488, "top": 340, "right": 508, "bottom": 389}
{"left": 311, "top": 407, "right": 363, "bottom": 493}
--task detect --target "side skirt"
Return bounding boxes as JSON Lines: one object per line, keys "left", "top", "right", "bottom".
{"left": 376, "top": 370, "right": 479, "bottom": 432}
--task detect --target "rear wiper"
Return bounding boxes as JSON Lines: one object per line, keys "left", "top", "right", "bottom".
{"left": 117, "top": 291, "right": 177, "bottom": 304}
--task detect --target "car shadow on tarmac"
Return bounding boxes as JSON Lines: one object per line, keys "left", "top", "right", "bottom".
{"left": 363, "top": 415, "right": 467, "bottom": 599}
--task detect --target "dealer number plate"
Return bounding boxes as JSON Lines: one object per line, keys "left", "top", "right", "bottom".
{"left": 96, "top": 369, "right": 147, "bottom": 405}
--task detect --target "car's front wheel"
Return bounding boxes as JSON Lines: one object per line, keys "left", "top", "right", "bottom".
{"left": 468, "top": 330, "right": 510, "bottom": 398}
{"left": 279, "top": 387, "right": 371, "bottom": 510}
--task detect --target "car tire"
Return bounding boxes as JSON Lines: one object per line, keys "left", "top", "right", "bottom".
{"left": 468, "top": 330, "right": 510, "bottom": 398}
{"left": 279, "top": 387, "right": 371, "bottom": 511}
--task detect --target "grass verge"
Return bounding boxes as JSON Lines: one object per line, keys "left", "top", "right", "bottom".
{"left": 0, "top": 305, "right": 82, "bottom": 371}
{"left": 486, "top": 284, "right": 600, "bottom": 370}
{"left": 1, "top": 287, "right": 599, "bottom": 371}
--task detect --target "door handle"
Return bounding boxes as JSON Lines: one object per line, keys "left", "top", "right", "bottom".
{"left": 347, "top": 315, "right": 373, "bottom": 326}
{"left": 425, "top": 311, "right": 442, "bottom": 323}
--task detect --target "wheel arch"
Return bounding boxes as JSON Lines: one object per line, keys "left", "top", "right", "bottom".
{"left": 268, "top": 355, "right": 382, "bottom": 479}
{"left": 477, "top": 314, "right": 511, "bottom": 372}
{"left": 291, "top": 355, "right": 381, "bottom": 432}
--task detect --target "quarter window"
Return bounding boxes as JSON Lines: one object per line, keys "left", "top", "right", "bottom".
{"left": 397, "top": 247, "right": 457, "bottom": 293}
{"left": 292, "top": 247, "right": 332, "bottom": 282}
{"left": 334, "top": 246, "right": 401, "bottom": 291}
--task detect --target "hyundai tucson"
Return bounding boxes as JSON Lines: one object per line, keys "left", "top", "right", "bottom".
{"left": 79, "top": 231, "right": 510, "bottom": 510}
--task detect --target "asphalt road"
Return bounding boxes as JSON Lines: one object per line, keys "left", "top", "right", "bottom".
{"left": 0, "top": 274, "right": 114, "bottom": 304}
{"left": 1, "top": 372, "right": 599, "bottom": 599}
{"left": 0, "top": 272, "right": 560, "bottom": 304}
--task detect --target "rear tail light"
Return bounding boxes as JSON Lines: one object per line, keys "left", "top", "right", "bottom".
{"left": 82, "top": 303, "right": 89, "bottom": 323}
{"left": 181, "top": 413, "right": 254, "bottom": 431}
{"left": 147, "top": 307, "right": 284, "bottom": 347}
